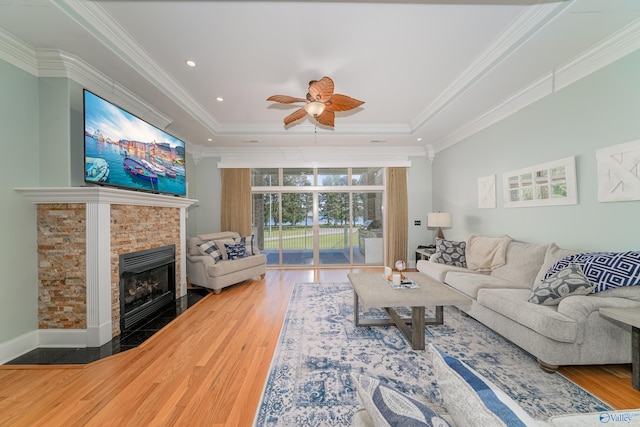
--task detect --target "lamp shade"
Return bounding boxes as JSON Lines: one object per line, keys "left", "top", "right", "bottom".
{"left": 427, "top": 212, "right": 452, "bottom": 228}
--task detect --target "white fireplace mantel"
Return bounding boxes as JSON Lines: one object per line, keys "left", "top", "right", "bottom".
{"left": 16, "top": 186, "right": 197, "bottom": 348}
{"left": 16, "top": 186, "right": 196, "bottom": 209}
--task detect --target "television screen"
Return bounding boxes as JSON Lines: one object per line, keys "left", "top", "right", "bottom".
{"left": 83, "top": 89, "right": 186, "bottom": 196}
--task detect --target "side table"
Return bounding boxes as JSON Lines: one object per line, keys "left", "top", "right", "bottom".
{"left": 416, "top": 247, "right": 435, "bottom": 261}
{"left": 599, "top": 307, "right": 640, "bottom": 390}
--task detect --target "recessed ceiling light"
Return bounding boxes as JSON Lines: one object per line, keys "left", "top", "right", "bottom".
{"left": 216, "top": 97, "right": 224, "bottom": 102}
{"left": 207, "top": 138, "right": 212, "bottom": 142}
{"left": 417, "top": 137, "right": 422, "bottom": 142}
{"left": 185, "top": 60, "right": 196, "bottom": 68}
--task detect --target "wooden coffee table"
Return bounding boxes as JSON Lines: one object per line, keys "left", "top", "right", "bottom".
{"left": 347, "top": 272, "right": 471, "bottom": 350}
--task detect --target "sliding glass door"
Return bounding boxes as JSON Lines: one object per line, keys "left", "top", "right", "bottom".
{"left": 252, "top": 168, "right": 384, "bottom": 266}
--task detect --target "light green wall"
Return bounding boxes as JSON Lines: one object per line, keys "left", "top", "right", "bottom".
{"left": 407, "top": 156, "right": 433, "bottom": 263}
{"left": 185, "top": 151, "right": 198, "bottom": 237}
{"left": 432, "top": 50, "right": 640, "bottom": 251}
{"left": 0, "top": 60, "right": 40, "bottom": 343}
{"left": 190, "top": 156, "right": 221, "bottom": 234}
{"left": 70, "top": 82, "right": 85, "bottom": 186}
{"left": 38, "top": 77, "right": 72, "bottom": 186}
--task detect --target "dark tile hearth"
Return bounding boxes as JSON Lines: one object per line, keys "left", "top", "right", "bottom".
{"left": 5, "top": 288, "right": 209, "bottom": 365}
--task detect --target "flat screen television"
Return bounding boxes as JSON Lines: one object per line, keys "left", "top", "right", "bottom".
{"left": 83, "top": 89, "right": 186, "bottom": 196}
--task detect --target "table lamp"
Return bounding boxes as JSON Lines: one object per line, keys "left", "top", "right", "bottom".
{"left": 427, "top": 212, "right": 452, "bottom": 239}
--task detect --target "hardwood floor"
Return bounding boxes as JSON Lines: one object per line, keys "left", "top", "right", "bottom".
{"left": 0, "top": 268, "right": 638, "bottom": 426}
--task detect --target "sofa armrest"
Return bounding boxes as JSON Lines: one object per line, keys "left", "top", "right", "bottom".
{"left": 186, "top": 254, "right": 217, "bottom": 288}
{"left": 558, "top": 295, "right": 640, "bottom": 323}
{"left": 188, "top": 254, "right": 216, "bottom": 267}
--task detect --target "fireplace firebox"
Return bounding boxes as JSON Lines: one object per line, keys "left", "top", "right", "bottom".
{"left": 119, "top": 245, "right": 176, "bottom": 332}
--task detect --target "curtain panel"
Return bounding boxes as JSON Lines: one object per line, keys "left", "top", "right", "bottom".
{"left": 385, "top": 167, "right": 408, "bottom": 268}
{"left": 220, "top": 168, "right": 252, "bottom": 236}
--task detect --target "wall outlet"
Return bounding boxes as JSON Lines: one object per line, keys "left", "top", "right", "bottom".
{"left": 414, "top": 220, "right": 421, "bottom": 226}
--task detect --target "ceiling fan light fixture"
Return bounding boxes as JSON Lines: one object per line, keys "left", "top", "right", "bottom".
{"left": 304, "top": 101, "right": 325, "bottom": 117}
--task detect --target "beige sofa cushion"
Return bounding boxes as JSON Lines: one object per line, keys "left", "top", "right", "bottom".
{"left": 206, "top": 253, "right": 266, "bottom": 276}
{"left": 416, "top": 259, "right": 484, "bottom": 283}
{"left": 490, "top": 241, "right": 549, "bottom": 288}
{"left": 446, "top": 272, "right": 529, "bottom": 299}
{"left": 477, "top": 288, "right": 579, "bottom": 343}
{"left": 533, "top": 243, "right": 579, "bottom": 285}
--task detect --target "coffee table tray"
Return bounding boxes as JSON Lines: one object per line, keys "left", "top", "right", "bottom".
{"left": 382, "top": 274, "right": 419, "bottom": 289}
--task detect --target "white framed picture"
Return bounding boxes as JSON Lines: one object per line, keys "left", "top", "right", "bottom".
{"left": 503, "top": 156, "right": 578, "bottom": 208}
{"left": 477, "top": 175, "right": 496, "bottom": 209}
{"left": 596, "top": 139, "right": 640, "bottom": 202}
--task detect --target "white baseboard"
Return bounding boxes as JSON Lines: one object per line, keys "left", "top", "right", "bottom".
{"left": 0, "top": 330, "right": 38, "bottom": 364}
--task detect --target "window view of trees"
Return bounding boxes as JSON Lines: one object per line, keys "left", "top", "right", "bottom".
{"left": 251, "top": 168, "right": 384, "bottom": 265}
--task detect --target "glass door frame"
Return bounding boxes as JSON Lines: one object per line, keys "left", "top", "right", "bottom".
{"left": 252, "top": 168, "right": 386, "bottom": 267}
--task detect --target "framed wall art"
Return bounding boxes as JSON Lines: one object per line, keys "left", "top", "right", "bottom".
{"left": 503, "top": 156, "right": 577, "bottom": 208}
{"left": 596, "top": 139, "right": 640, "bottom": 202}
{"left": 477, "top": 174, "right": 496, "bottom": 209}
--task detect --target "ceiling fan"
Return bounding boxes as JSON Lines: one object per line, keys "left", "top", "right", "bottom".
{"left": 267, "top": 76, "right": 364, "bottom": 127}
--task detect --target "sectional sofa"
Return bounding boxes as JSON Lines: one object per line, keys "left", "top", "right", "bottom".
{"left": 417, "top": 235, "right": 640, "bottom": 372}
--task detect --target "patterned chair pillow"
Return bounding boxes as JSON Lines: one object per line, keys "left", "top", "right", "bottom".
{"left": 351, "top": 373, "right": 451, "bottom": 427}
{"left": 215, "top": 235, "right": 256, "bottom": 260}
{"left": 196, "top": 240, "right": 223, "bottom": 263}
{"left": 529, "top": 264, "right": 594, "bottom": 305}
{"left": 224, "top": 243, "right": 247, "bottom": 260}
{"left": 543, "top": 251, "right": 640, "bottom": 293}
{"left": 432, "top": 238, "right": 466, "bottom": 268}
{"left": 236, "top": 235, "right": 255, "bottom": 256}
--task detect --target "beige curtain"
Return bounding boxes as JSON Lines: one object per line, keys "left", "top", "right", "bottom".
{"left": 220, "top": 168, "right": 252, "bottom": 236}
{"left": 385, "top": 167, "right": 408, "bottom": 268}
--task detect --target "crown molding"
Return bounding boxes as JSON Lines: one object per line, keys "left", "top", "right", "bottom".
{"left": 51, "top": 0, "right": 220, "bottom": 136}
{"left": 38, "top": 49, "right": 176, "bottom": 131}
{"left": 0, "top": 28, "right": 38, "bottom": 75}
{"left": 410, "top": 1, "right": 570, "bottom": 131}
{"left": 433, "top": 17, "right": 640, "bottom": 153}
{"left": 209, "top": 145, "right": 426, "bottom": 168}
{"left": 555, "top": 17, "right": 640, "bottom": 92}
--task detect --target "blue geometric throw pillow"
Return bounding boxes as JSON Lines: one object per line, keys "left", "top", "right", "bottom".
{"left": 351, "top": 373, "right": 451, "bottom": 427}
{"left": 224, "top": 243, "right": 247, "bottom": 260}
{"left": 543, "top": 251, "right": 640, "bottom": 293}
{"left": 432, "top": 238, "right": 466, "bottom": 268}
{"left": 196, "top": 240, "right": 223, "bottom": 263}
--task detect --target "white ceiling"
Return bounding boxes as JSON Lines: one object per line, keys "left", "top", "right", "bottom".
{"left": 1, "top": 0, "right": 640, "bottom": 156}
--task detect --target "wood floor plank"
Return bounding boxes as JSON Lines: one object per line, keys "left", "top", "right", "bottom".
{"left": 0, "top": 268, "right": 638, "bottom": 427}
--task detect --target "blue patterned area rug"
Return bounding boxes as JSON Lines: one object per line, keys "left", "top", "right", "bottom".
{"left": 254, "top": 282, "right": 611, "bottom": 426}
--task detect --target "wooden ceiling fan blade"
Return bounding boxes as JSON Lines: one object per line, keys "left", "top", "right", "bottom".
{"left": 307, "top": 76, "right": 334, "bottom": 103}
{"left": 315, "top": 110, "right": 335, "bottom": 127}
{"left": 325, "top": 94, "right": 364, "bottom": 112}
{"left": 283, "top": 107, "right": 308, "bottom": 126}
{"left": 267, "top": 95, "right": 307, "bottom": 104}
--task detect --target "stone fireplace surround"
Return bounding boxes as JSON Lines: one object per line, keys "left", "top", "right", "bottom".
{"left": 18, "top": 187, "right": 196, "bottom": 348}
